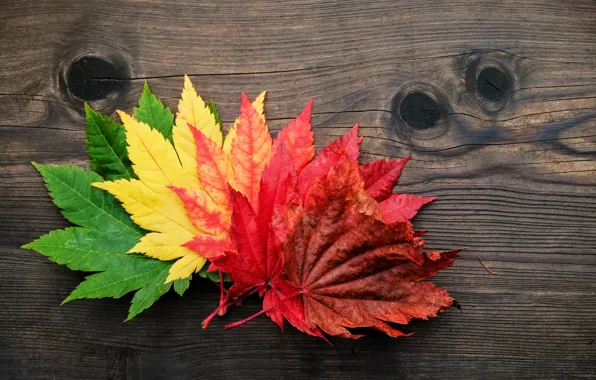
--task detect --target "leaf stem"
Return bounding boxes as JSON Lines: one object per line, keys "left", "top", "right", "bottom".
{"left": 217, "top": 271, "right": 226, "bottom": 316}
{"left": 224, "top": 289, "right": 304, "bottom": 330}
{"left": 202, "top": 283, "right": 266, "bottom": 328}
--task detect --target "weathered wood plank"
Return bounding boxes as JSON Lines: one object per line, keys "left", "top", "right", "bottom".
{"left": 1, "top": 0, "right": 595, "bottom": 379}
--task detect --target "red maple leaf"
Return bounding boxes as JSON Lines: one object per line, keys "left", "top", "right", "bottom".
{"left": 296, "top": 125, "right": 434, "bottom": 221}
{"left": 273, "top": 157, "right": 459, "bottom": 338}
{"left": 200, "top": 145, "right": 324, "bottom": 338}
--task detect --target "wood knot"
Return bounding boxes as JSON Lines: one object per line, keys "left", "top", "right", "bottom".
{"left": 476, "top": 67, "right": 510, "bottom": 102}
{"left": 398, "top": 92, "right": 445, "bottom": 130}
{"left": 390, "top": 83, "right": 451, "bottom": 140}
{"left": 66, "top": 56, "right": 126, "bottom": 101}
{"left": 460, "top": 51, "right": 518, "bottom": 113}
{"left": 59, "top": 53, "right": 131, "bottom": 114}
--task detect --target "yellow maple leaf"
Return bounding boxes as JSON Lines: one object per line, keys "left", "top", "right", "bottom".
{"left": 92, "top": 113, "right": 206, "bottom": 282}
{"left": 175, "top": 75, "right": 221, "bottom": 180}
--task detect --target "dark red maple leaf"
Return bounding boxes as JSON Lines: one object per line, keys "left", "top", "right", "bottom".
{"left": 296, "top": 124, "right": 362, "bottom": 198}
{"left": 272, "top": 156, "right": 459, "bottom": 338}
{"left": 359, "top": 156, "right": 411, "bottom": 201}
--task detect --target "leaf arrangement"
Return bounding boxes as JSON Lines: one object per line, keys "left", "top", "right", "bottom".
{"left": 24, "top": 77, "right": 459, "bottom": 339}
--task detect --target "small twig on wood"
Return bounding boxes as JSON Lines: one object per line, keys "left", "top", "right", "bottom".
{"left": 478, "top": 256, "right": 498, "bottom": 275}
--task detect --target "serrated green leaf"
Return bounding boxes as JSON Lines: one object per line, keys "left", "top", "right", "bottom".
{"left": 33, "top": 164, "right": 142, "bottom": 235}
{"left": 64, "top": 259, "right": 171, "bottom": 308}
{"left": 22, "top": 226, "right": 175, "bottom": 321}
{"left": 23, "top": 227, "right": 139, "bottom": 271}
{"left": 173, "top": 276, "right": 191, "bottom": 297}
{"left": 25, "top": 164, "right": 188, "bottom": 320}
{"left": 128, "top": 269, "right": 173, "bottom": 321}
{"left": 134, "top": 81, "right": 174, "bottom": 142}
{"left": 85, "top": 103, "right": 135, "bottom": 181}
{"left": 208, "top": 99, "right": 223, "bottom": 128}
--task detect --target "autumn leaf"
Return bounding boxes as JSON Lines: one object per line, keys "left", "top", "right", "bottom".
{"left": 229, "top": 93, "right": 273, "bottom": 210}
{"left": 360, "top": 157, "right": 411, "bottom": 201}
{"left": 271, "top": 100, "right": 315, "bottom": 174}
{"left": 175, "top": 75, "right": 221, "bottom": 180}
{"left": 222, "top": 91, "right": 267, "bottom": 159}
{"left": 206, "top": 124, "right": 455, "bottom": 338}
{"left": 297, "top": 124, "right": 361, "bottom": 198}
{"left": 380, "top": 193, "right": 436, "bottom": 223}
{"left": 177, "top": 94, "right": 317, "bottom": 293}
{"left": 274, "top": 157, "right": 458, "bottom": 339}
{"left": 199, "top": 145, "right": 324, "bottom": 337}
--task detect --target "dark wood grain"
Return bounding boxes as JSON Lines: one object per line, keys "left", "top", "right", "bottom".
{"left": 1, "top": 0, "right": 595, "bottom": 379}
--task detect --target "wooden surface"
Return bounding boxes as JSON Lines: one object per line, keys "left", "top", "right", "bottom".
{"left": 1, "top": 1, "right": 595, "bottom": 379}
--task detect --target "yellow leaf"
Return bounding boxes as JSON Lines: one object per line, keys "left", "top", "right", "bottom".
{"left": 94, "top": 105, "right": 211, "bottom": 281}
{"left": 174, "top": 75, "right": 222, "bottom": 183}
{"left": 176, "top": 75, "right": 221, "bottom": 146}
{"left": 132, "top": 232, "right": 197, "bottom": 261}
{"left": 118, "top": 111, "right": 199, "bottom": 192}
{"left": 166, "top": 254, "right": 207, "bottom": 283}
{"left": 93, "top": 179, "right": 198, "bottom": 235}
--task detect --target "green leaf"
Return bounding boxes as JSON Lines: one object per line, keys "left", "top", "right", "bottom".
{"left": 173, "top": 276, "right": 191, "bottom": 297}
{"left": 208, "top": 99, "right": 223, "bottom": 128}
{"left": 33, "top": 164, "right": 142, "bottom": 236}
{"left": 25, "top": 164, "right": 189, "bottom": 320}
{"left": 22, "top": 226, "right": 174, "bottom": 321}
{"left": 64, "top": 258, "right": 172, "bottom": 319}
{"left": 85, "top": 103, "right": 135, "bottom": 181}
{"left": 134, "top": 81, "right": 174, "bottom": 142}
{"left": 23, "top": 227, "right": 139, "bottom": 272}
{"left": 128, "top": 269, "right": 173, "bottom": 321}
{"left": 199, "top": 263, "right": 230, "bottom": 283}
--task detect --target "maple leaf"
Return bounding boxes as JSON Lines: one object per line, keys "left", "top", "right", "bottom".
{"left": 222, "top": 91, "right": 267, "bottom": 159}
{"left": 359, "top": 157, "right": 410, "bottom": 201}
{"left": 229, "top": 93, "right": 273, "bottom": 210}
{"left": 271, "top": 100, "right": 315, "bottom": 174}
{"left": 175, "top": 94, "right": 316, "bottom": 289}
{"left": 297, "top": 124, "right": 362, "bottom": 198}
{"left": 273, "top": 157, "right": 459, "bottom": 338}
{"left": 199, "top": 146, "right": 323, "bottom": 337}
{"left": 380, "top": 193, "right": 436, "bottom": 223}
{"left": 22, "top": 164, "right": 186, "bottom": 320}
{"left": 291, "top": 125, "right": 433, "bottom": 221}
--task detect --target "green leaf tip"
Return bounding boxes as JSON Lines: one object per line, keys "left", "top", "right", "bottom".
{"left": 134, "top": 81, "right": 174, "bottom": 142}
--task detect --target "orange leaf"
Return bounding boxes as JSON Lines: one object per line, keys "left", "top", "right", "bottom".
{"left": 170, "top": 186, "right": 231, "bottom": 237}
{"left": 190, "top": 126, "right": 231, "bottom": 207}
{"left": 230, "top": 93, "right": 273, "bottom": 210}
